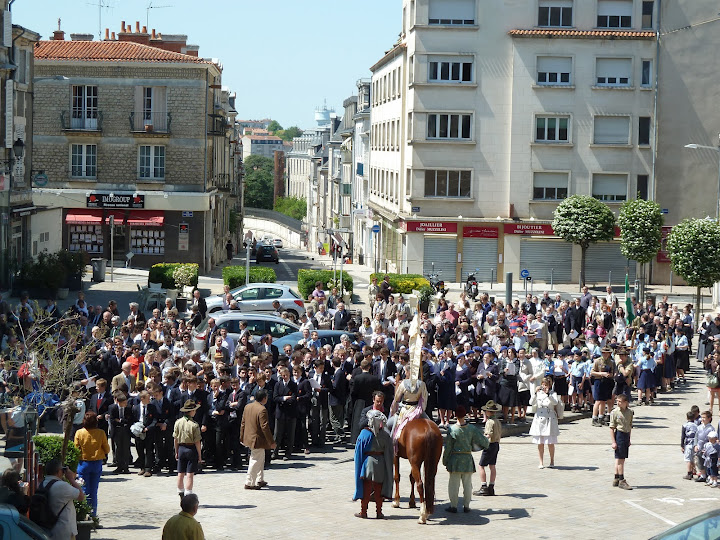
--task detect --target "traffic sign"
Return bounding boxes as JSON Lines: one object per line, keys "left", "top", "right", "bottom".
{"left": 520, "top": 269, "right": 530, "bottom": 279}
{"left": 182, "top": 211, "right": 194, "bottom": 217}
{"left": 33, "top": 173, "right": 48, "bottom": 187}
{"left": 371, "top": 224, "right": 380, "bottom": 234}
{"left": 661, "top": 209, "right": 669, "bottom": 214}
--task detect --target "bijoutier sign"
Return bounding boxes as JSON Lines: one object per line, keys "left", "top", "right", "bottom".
{"left": 404, "top": 221, "right": 458, "bottom": 233}
{"left": 503, "top": 223, "right": 554, "bottom": 235}
{"left": 87, "top": 193, "right": 145, "bottom": 209}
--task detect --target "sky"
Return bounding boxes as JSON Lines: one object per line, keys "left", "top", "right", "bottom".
{"left": 13, "top": 0, "right": 401, "bottom": 128}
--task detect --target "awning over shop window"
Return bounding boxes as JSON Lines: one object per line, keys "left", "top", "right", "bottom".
{"left": 65, "top": 209, "right": 103, "bottom": 225}
{"left": 127, "top": 210, "right": 164, "bottom": 227}
{"left": 331, "top": 233, "right": 347, "bottom": 248}
{"left": 105, "top": 210, "right": 126, "bottom": 225}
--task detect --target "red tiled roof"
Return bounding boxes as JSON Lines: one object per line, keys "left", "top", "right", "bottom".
{"left": 35, "top": 40, "right": 211, "bottom": 63}
{"left": 245, "top": 135, "right": 283, "bottom": 141}
{"left": 509, "top": 29, "right": 656, "bottom": 39}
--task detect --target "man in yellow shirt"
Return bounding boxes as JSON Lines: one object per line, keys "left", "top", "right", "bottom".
{"left": 162, "top": 494, "right": 204, "bottom": 540}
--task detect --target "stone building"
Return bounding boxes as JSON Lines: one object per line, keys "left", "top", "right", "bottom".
{"left": 31, "top": 22, "right": 239, "bottom": 272}
{"left": 241, "top": 134, "right": 284, "bottom": 160}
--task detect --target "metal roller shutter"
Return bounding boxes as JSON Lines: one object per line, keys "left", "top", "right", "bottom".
{"left": 585, "top": 242, "right": 636, "bottom": 285}
{"left": 423, "top": 236, "right": 457, "bottom": 281}
{"left": 462, "top": 238, "right": 498, "bottom": 281}
{"left": 520, "top": 239, "right": 573, "bottom": 283}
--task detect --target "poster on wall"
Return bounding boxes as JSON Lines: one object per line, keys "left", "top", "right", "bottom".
{"left": 178, "top": 223, "right": 189, "bottom": 251}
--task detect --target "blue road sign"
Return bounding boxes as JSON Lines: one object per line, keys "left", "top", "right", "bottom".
{"left": 520, "top": 269, "right": 530, "bottom": 279}
{"left": 372, "top": 224, "right": 380, "bottom": 234}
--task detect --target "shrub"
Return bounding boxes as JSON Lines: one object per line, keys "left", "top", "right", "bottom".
{"left": 274, "top": 196, "right": 307, "bottom": 221}
{"left": 222, "top": 266, "right": 277, "bottom": 288}
{"left": 149, "top": 263, "right": 199, "bottom": 289}
{"left": 33, "top": 435, "right": 81, "bottom": 472}
{"left": 172, "top": 264, "right": 198, "bottom": 289}
{"left": 297, "top": 269, "right": 354, "bottom": 299}
{"left": 56, "top": 249, "right": 87, "bottom": 277}
{"left": 369, "top": 273, "right": 430, "bottom": 294}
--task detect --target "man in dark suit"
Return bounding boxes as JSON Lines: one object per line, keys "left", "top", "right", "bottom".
{"left": 204, "top": 378, "right": 229, "bottom": 470}
{"left": 163, "top": 372, "right": 184, "bottom": 416}
{"left": 350, "top": 359, "right": 383, "bottom": 444}
{"left": 333, "top": 302, "right": 351, "bottom": 331}
{"left": 566, "top": 297, "right": 585, "bottom": 337}
{"left": 88, "top": 379, "right": 113, "bottom": 435}
{"left": 308, "top": 359, "right": 332, "bottom": 447}
{"left": 134, "top": 329, "right": 158, "bottom": 355}
{"left": 181, "top": 375, "right": 209, "bottom": 458}
{"left": 272, "top": 366, "right": 298, "bottom": 460}
{"left": 149, "top": 381, "right": 176, "bottom": 474}
{"left": 328, "top": 357, "right": 348, "bottom": 444}
{"left": 257, "top": 334, "right": 279, "bottom": 365}
{"left": 132, "top": 390, "right": 158, "bottom": 477}
{"left": 226, "top": 376, "right": 247, "bottom": 470}
{"left": 108, "top": 393, "right": 133, "bottom": 474}
{"left": 372, "top": 347, "right": 397, "bottom": 415}
{"left": 192, "top": 289, "right": 207, "bottom": 320}
{"left": 293, "top": 365, "right": 312, "bottom": 455}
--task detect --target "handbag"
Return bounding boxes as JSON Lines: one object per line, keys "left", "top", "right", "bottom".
{"left": 707, "top": 374, "right": 720, "bottom": 389}
{"left": 554, "top": 397, "right": 565, "bottom": 420}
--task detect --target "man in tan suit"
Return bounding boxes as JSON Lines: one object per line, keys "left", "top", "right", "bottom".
{"left": 111, "top": 362, "right": 137, "bottom": 393}
{"left": 240, "top": 389, "right": 276, "bottom": 489}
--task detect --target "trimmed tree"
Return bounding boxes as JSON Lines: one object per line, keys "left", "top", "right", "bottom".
{"left": 618, "top": 199, "right": 664, "bottom": 300}
{"left": 552, "top": 195, "right": 616, "bottom": 287}
{"left": 666, "top": 218, "right": 720, "bottom": 312}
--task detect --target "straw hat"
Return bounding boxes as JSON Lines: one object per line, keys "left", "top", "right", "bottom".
{"left": 180, "top": 399, "right": 201, "bottom": 413}
{"left": 481, "top": 400, "right": 502, "bottom": 412}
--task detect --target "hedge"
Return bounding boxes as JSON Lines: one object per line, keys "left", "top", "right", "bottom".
{"left": 149, "top": 263, "right": 199, "bottom": 289}
{"left": 369, "top": 273, "right": 429, "bottom": 294}
{"left": 223, "top": 265, "right": 277, "bottom": 288}
{"left": 33, "top": 435, "right": 81, "bottom": 472}
{"left": 297, "top": 269, "right": 353, "bottom": 299}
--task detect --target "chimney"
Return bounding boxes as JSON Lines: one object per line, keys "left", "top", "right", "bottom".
{"left": 185, "top": 44, "right": 199, "bottom": 57}
{"left": 151, "top": 29, "right": 156, "bottom": 39}
{"left": 135, "top": 21, "right": 140, "bottom": 33}
{"left": 118, "top": 21, "right": 150, "bottom": 45}
{"left": 111, "top": 32, "right": 116, "bottom": 40}
{"left": 70, "top": 33, "right": 94, "bottom": 41}
{"left": 142, "top": 25, "right": 147, "bottom": 34}
{"left": 52, "top": 29, "right": 65, "bottom": 40}
{"left": 104, "top": 28, "right": 109, "bottom": 40}
{"left": 151, "top": 34, "right": 187, "bottom": 53}
{"left": 121, "top": 21, "right": 126, "bottom": 32}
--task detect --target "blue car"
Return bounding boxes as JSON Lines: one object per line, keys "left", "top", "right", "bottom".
{"left": 0, "top": 504, "right": 50, "bottom": 539}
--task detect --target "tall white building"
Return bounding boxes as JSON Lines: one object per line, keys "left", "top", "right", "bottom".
{"left": 367, "top": 0, "right": 659, "bottom": 284}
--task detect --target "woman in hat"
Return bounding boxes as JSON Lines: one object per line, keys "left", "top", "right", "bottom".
{"left": 472, "top": 352, "right": 499, "bottom": 423}
{"left": 529, "top": 377, "right": 560, "bottom": 468}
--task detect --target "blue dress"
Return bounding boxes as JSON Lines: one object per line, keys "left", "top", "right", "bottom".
{"left": 435, "top": 360, "right": 457, "bottom": 410}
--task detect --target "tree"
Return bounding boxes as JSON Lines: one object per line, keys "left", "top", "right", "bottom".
{"left": 667, "top": 218, "right": 720, "bottom": 312}
{"left": 243, "top": 155, "right": 274, "bottom": 209}
{"left": 273, "top": 196, "right": 307, "bottom": 221}
{"left": 267, "top": 120, "right": 283, "bottom": 133}
{"left": 277, "top": 126, "right": 303, "bottom": 142}
{"left": 552, "top": 195, "right": 616, "bottom": 287}
{"left": 618, "top": 199, "right": 664, "bottom": 264}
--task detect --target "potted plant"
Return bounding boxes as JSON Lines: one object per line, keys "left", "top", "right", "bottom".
{"left": 417, "top": 285, "right": 433, "bottom": 314}
{"left": 172, "top": 264, "right": 196, "bottom": 312}
{"left": 58, "top": 249, "right": 87, "bottom": 291}
{"left": 75, "top": 498, "right": 99, "bottom": 540}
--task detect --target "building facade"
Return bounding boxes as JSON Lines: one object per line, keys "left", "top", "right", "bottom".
{"left": 241, "top": 134, "right": 284, "bottom": 160}
{"left": 31, "top": 23, "right": 239, "bottom": 272}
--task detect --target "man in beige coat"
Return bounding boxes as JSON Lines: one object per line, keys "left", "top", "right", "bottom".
{"left": 240, "top": 389, "right": 276, "bottom": 489}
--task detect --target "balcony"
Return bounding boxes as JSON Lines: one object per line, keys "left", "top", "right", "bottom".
{"left": 217, "top": 173, "right": 236, "bottom": 193}
{"left": 61, "top": 111, "right": 103, "bottom": 132}
{"left": 207, "top": 115, "right": 230, "bottom": 136}
{"left": 129, "top": 112, "right": 171, "bottom": 134}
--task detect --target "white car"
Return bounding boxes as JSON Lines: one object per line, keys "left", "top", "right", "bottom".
{"left": 273, "top": 238, "right": 283, "bottom": 249}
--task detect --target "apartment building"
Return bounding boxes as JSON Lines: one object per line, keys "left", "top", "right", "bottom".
{"left": 351, "top": 80, "right": 371, "bottom": 266}
{"left": 31, "top": 23, "right": 239, "bottom": 271}
{"left": 241, "top": 134, "right": 284, "bottom": 160}
{"left": 367, "top": 0, "right": 660, "bottom": 284}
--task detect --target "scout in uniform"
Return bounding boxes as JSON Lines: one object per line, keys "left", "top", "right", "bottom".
{"left": 173, "top": 399, "right": 203, "bottom": 498}
{"left": 609, "top": 393, "right": 633, "bottom": 489}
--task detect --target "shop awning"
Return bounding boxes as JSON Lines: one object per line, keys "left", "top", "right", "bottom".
{"left": 65, "top": 209, "right": 103, "bottom": 225}
{"left": 331, "top": 233, "right": 347, "bottom": 248}
{"left": 127, "top": 210, "right": 164, "bottom": 227}
{"left": 105, "top": 210, "right": 126, "bottom": 225}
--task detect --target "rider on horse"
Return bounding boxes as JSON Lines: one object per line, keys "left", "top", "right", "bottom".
{"left": 388, "top": 364, "right": 429, "bottom": 444}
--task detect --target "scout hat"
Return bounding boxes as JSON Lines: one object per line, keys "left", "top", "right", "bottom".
{"left": 481, "top": 400, "right": 502, "bottom": 412}
{"left": 180, "top": 399, "right": 201, "bottom": 413}
{"left": 601, "top": 346, "right": 613, "bottom": 354}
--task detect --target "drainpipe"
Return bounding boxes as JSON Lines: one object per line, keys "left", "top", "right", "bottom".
{"left": 649, "top": 0, "right": 661, "bottom": 285}
{"left": 202, "top": 70, "right": 208, "bottom": 271}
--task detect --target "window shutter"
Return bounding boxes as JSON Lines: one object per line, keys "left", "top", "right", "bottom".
{"left": 133, "top": 86, "right": 143, "bottom": 130}
{"left": 2, "top": 11, "right": 11, "bottom": 48}
{"left": 534, "top": 172, "right": 568, "bottom": 189}
{"left": 5, "top": 79, "right": 13, "bottom": 148}
{"left": 594, "top": 116, "right": 630, "bottom": 144}
{"left": 537, "top": 56, "right": 571, "bottom": 74}
{"left": 596, "top": 58, "right": 632, "bottom": 81}
{"left": 429, "top": 0, "right": 475, "bottom": 21}
{"left": 593, "top": 174, "right": 627, "bottom": 197}
{"left": 597, "top": 0, "right": 632, "bottom": 16}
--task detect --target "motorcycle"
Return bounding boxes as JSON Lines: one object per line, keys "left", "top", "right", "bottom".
{"left": 426, "top": 271, "right": 449, "bottom": 298}
{"left": 465, "top": 269, "right": 479, "bottom": 300}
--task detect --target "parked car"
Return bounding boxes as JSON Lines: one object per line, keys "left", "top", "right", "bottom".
{"left": 273, "top": 238, "right": 283, "bottom": 249}
{"left": 205, "top": 283, "right": 306, "bottom": 317}
{"left": 274, "top": 330, "right": 349, "bottom": 351}
{"left": 649, "top": 509, "right": 720, "bottom": 540}
{"left": 256, "top": 244, "right": 279, "bottom": 264}
{"left": 191, "top": 311, "right": 299, "bottom": 351}
{"left": 0, "top": 504, "right": 50, "bottom": 539}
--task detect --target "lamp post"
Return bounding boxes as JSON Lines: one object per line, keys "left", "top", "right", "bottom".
{"left": 0, "top": 138, "right": 25, "bottom": 288}
{"left": 684, "top": 136, "right": 720, "bottom": 221}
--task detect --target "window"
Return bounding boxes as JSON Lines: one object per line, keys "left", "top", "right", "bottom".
{"left": 638, "top": 117, "right": 651, "bottom": 145}
{"left": 533, "top": 172, "right": 568, "bottom": 200}
{"left": 538, "top": 0, "right": 572, "bottom": 27}
{"left": 593, "top": 174, "right": 627, "bottom": 201}
{"left": 641, "top": 60, "right": 652, "bottom": 87}
{"left": 70, "top": 144, "right": 97, "bottom": 178}
{"left": 427, "top": 113, "right": 472, "bottom": 140}
{"left": 537, "top": 56, "right": 572, "bottom": 85}
{"left": 594, "top": 116, "right": 630, "bottom": 144}
{"left": 134, "top": 86, "right": 167, "bottom": 131}
{"left": 428, "top": 58, "right": 473, "bottom": 83}
{"left": 642, "top": 1, "right": 654, "bottom": 29}
{"left": 596, "top": 58, "right": 632, "bottom": 86}
{"left": 535, "top": 116, "right": 569, "bottom": 143}
{"left": 424, "top": 170, "right": 472, "bottom": 197}
{"left": 428, "top": 0, "right": 475, "bottom": 25}
{"left": 637, "top": 174, "right": 649, "bottom": 200}
{"left": 139, "top": 145, "right": 165, "bottom": 179}
{"left": 597, "top": 0, "right": 632, "bottom": 28}
{"left": 71, "top": 85, "right": 98, "bottom": 130}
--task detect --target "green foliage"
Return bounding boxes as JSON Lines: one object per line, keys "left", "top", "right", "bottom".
{"left": 297, "top": 269, "right": 354, "bottom": 299}
{"left": 273, "top": 197, "right": 307, "bottom": 221}
{"left": 228, "top": 209, "right": 238, "bottom": 234}
{"left": 369, "top": 273, "right": 430, "bottom": 294}
{"left": 74, "top": 497, "right": 99, "bottom": 525}
{"left": 21, "top": 251, "right": 66, "bottom": 291}
{"left": 56, "top": 249, "right": 87, "bottom": 277}
{"left": 417, "top": 285, "right": 434, "bottom": 305}
{"left": 149, "top": 263, "right": 199, "bottom": 289}
{"left": 618, "top": 199, "right": 664, "bottom": 264}
{"left": 667, "top": 219, "right": 720, "bottom": 288}
{"left": 222, "top": 266, "right": 277, "bottom": 288}
{"left": 172, "top": 264, "right": 198, "bottom": 289}
{"left": 267, "top": 120, "right": 283, "bottom": 133}
{"left": 33, "top": 435, "right": 81, "bottom": 472}
{"left": 552, "top": 195, "right": 616, "bottom": 248}
{"left": 244, "top": 155, "right": 275, "bottom": 209}
{"left": 275, "top": 126, "right": 303, "bottom": 142}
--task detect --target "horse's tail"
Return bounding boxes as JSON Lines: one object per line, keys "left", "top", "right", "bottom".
{"left": 423, "top": 424, "right": 442, "bottom": 514}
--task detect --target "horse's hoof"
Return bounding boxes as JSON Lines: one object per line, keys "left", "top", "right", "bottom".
{"left": 409, "top": 503, "right": 417, "bottom": 509}
{"left": 392, "top": 501, "right": 400, "bottom": 508}
{"left": 418, "top": 518, "right": 426, "bottom": 524}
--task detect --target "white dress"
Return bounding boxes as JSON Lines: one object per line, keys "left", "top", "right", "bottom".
{"left": 529, "top": 390, "right": 560, "bottom": 445}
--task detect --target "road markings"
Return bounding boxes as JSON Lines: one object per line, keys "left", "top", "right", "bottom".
{"left": 690, "top": 498, "right": 720, "bottom": 501}
{"left": 624, "top": 500, "right": 677, "bottom": 527}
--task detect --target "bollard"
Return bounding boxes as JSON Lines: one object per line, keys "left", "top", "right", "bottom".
{"left": 608, "top": 270, "right": 612, "bottom": 288}
{"left": 670, "top": 271, "right": 673, "bottom": 293}
{"left": 550, "top": 268, "right": 554, "bottom": 290}
{"left": 490, "top": 268, "right": 494, "bottom": 290}
{"left": 505, "top": 272, "right": 513, "bottom": 307}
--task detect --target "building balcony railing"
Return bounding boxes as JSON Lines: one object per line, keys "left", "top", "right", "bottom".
{"left": 217, "top": 173, "right": 237, "bottom": 193}
{"left": 61, "top": 111, "right": 103, "bottom": 132}
{"left": 129, "top": 111, "right": 171, "bottom": 134}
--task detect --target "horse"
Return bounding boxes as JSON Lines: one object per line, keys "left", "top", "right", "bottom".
{"left": 392, "top": 417, "right": 443, "bottom": 524}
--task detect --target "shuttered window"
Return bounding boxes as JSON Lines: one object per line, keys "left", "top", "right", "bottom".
{"left": 533, "top": 172, "right": 569, "bottom": 200}
{"left": 592, "top": 174, "right": 627, "bottom": 201}
{"left": 537, "top": 56, "right": 572, "bottom": 85}
{"left": 428, "top": 0, "right": 475, "bottom": 25}
{"left": 596, "top": 58, "right": 632, "bottom": 86}
{"left": 593, "top": 116, "right": 630, "bottom": 144}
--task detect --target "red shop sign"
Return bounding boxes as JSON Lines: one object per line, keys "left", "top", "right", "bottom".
{"left": 463, "top": 226, "right": 499, "bottom": 238}
{"left": 404, "top": 221, "right": 458, "bottom": 233}
{"left": 503, "top": 223, "right": 554, "bottom": 236}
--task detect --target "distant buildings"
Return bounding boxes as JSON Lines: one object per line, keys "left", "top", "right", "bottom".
{"left": 241, "top": 134, "right": 285, "bottom": 161}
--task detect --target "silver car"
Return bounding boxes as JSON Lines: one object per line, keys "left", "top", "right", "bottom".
{"left": 205, "top": 283, "right": 306, "bottom": 318}
{"left": 191, "top": 311, "right": 300, "bottom": 351}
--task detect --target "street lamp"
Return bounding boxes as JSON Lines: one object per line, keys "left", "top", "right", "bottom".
{"left": 684, "top": 136, "right": 720, "bottom": 221}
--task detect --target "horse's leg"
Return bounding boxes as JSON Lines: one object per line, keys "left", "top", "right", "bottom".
{"left": 408, "top": 470, "right": 416, "bottom": 508}
{"left": 411, "top": 460, "right": 427, "bottom": 524}
{"left": 392, "top": 455, "right": 401, "bottom": 508}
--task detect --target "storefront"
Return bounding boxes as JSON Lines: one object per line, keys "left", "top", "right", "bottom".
{"left": 461, "top": 226, "right": 498, "bottom": 282}
{"left": 585, "top": 242, "right": 636, "bottom": 284}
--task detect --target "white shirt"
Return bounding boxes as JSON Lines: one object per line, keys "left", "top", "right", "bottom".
{"left": 43, "top": 476, "right": 79, "bottom": 540}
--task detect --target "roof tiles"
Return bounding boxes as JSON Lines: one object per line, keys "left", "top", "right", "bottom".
{"left": 509, "top": 29, "right": 656, "bottom": 40}
{"left": 35, "top": 40, "right": 211, "bottom": 64}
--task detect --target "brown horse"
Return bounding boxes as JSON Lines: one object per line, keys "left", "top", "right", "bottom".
{"left": 392, "top": 417, "right": 443, "bottom": 524}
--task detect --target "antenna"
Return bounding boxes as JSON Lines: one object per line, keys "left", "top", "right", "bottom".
{"left": 86, "top": 0, "right": 116, "bottom": 39}
{"left": 147, "top": 1, "right": 173, "bottom": 29}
